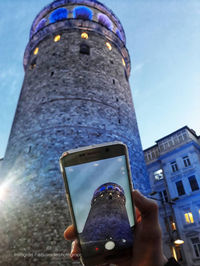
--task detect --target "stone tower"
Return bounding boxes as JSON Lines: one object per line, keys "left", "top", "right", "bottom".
{"left": 0, "top": 0, "right": 150, "bottom": 265}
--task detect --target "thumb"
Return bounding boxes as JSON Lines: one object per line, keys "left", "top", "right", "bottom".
{"left": 132, "top": 190, "right": 159, "bottom": 225}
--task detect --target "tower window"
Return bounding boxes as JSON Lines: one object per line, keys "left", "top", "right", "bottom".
{"left": 97, "top": 13, "right": 113, "bottom": 30}
{"left": 100, "top": 186, "right": 106, "bottom": 192}
{"left": 34, "top": 47, "right": 39, "bottom": 55}
{"left": 73, "top": 6, "right": 93, "bottom": 20}
{"left": 122, "top": 58, "right": 126, "bottom": 67}
{"left": 80, "top": 43, "right": 90, "bottom": 55}
{"left": 30, "top": 58, "right": 37, "bottom": 70}
{"left": 35, "top": 18, "right": 47, "bottom": 33}
{"left": 116, "top": 28, "right": 123, "bottom": 41}
{"left": 81, "top": 32, "right": 88, "bottom": 40}
{"left": 176, "top": 180, "right": 185, "bottom": 196}
{"left": 54, "top": 35, "right": 61, "bottom": 42}
{"left": 49, "top": 8, "right": 68, "bottom": 23}
{"left": 106, "top": 42, "right": 112, "bottom": 51}
{"left": 124, "top": 69, "right": 128, "bottom": 81}
{"left": 188, "top": 175, "right": 199, "bottom": 191}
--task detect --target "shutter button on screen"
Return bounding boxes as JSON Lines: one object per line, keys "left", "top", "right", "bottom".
{"left": 105, "top": 241, "right": 115, "bottom": 250}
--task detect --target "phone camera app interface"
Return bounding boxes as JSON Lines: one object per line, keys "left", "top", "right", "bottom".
{"left": 65, "top": 155, "right": 134, "bottom": 258}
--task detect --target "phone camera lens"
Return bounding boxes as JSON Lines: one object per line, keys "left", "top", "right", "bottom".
{"left": 105, "top": 148, "right": 109, "bottom": 152}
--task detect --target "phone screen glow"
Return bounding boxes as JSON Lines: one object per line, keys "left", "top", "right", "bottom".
{"left": 65, "top": 155, "right": 135, "bottom": 234}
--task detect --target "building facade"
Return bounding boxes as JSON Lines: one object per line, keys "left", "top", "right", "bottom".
{"left": 0, "top": 0, "right": 150, "bottom": 265}
{"left": 144, "top": 126, "right": 200, "bottom": 266}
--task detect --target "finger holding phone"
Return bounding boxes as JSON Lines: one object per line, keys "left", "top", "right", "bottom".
{"left": 64, "top": 190, "right": 168, "bottom": 266}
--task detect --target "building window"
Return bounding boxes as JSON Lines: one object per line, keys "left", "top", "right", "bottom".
{"left": 171, "top": 161, "right": 178, "bottom": 172}
{"left": 176, "top": 180, "right": 185, "bottom": 196}
{"left": 191, "top": 237, "right": 200, "bottom": 257}
{"left": 183, "top": 156, "right": 191, "bottom": 167}
{"left": 188, "top": 175, "right": 199, "bottom": 191}
{"left": 147, "top": 153, "right": 151, "bottom": 161}
{"left": 164, "top": 141, "right": 169, "bottom": 150}
{"left": 151, "top": 151, "right": 155, "bottom": 159}
{"left": 80, "top": 43, "right": 90, "bottom": 55}
{"left": 153, "top": 169, "right": 164, "bottom": 181}
{"left": 161, "top": 190, "right": 168, "bottom": 202}
{"left": 178, "top": 133, "right": 183, "bottom": 143}
{"left": 184, "top": 212, "right": 194, "bottom": 224}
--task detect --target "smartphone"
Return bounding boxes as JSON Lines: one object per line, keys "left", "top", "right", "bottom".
{"left": 59, "top": 142, "right": 135, "bottom": 266}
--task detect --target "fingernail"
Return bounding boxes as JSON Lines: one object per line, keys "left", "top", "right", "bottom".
{"left": 71, "top": 253, "right": 80, "bottom": 261}
{"left": 71, "top": 240, "right": 75, "bottom": 253}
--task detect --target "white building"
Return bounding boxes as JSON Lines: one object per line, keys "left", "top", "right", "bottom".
{"left": 144, "top": 126, "right": 200, "bottom": 266}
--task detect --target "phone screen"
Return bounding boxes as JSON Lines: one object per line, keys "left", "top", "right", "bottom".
{"left": 65, "top": 155, "right": 134, "bottom": 258}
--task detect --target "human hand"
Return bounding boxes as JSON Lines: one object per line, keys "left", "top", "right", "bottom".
{"left": 64, "top": 190, "right": 168, "bottom": 266}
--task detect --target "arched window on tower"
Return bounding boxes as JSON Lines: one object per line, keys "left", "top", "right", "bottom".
{"left": 116, "top": 29, "right": 123, "bottom": 41}
{"left": 80, "top": 43, "right": 90, "bottom": 55}
{"left": 49, "top": 8, "right": 68, "bottom": 23}
{"left": 97, "top": 13, "right": 113, "bottom": 30}
{"left": 35, "top": 18, "right": 47, "bottom": 33}
{"left": 29, "top": 58, "right": 37, "bottom": 70}
{"left": 73, "top": 6, "right": 93, "bottom": 20}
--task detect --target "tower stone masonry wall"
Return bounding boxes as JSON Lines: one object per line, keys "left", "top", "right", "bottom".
{"left": 0, "top": 1, "right": 150, "bottom": 265}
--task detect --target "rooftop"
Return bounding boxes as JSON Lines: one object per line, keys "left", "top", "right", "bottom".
{"left": 144, "top": 126, "right": 199, "bottom": 152}
{"left": 144, "top": 126, "right": 200, "bottom": 164}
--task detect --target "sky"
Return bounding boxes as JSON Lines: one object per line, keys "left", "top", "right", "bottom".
{"left": 0, "top": 0, "right": 200, "bottom": 158}
{"left": 65, "top": 155, "right": 134, "bottom": 233}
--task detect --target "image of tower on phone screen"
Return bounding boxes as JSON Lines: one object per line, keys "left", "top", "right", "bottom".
{"left": 65, "top": 155, "right": 134, "bottom": 258}
{"left": 80, "top": 182, "right": 133, "bottom": 257}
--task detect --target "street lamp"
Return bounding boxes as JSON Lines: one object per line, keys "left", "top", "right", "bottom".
{"left": 148, "top": 192, "right": 184, "bottom": 259}
{"left": 174, "top": 239, "right": 184, "bottom": 246}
